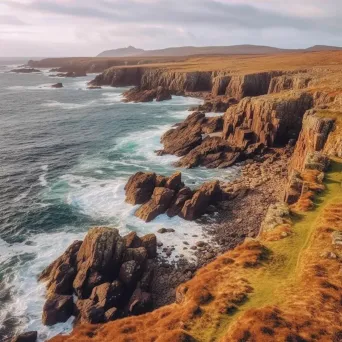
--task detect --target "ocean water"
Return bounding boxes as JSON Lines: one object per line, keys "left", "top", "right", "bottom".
{"left": 0, "top": 62, "right": 240, "bottom": 340}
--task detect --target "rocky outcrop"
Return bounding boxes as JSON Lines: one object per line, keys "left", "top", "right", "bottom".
{"left": 11, "top": 331, "right": 38, "bottom": 342}
{"left": 290, "top": 109, "right": 335, "bottom": 172}
{"left": 268, "top": 74, "right": 312, "bottom": 94}
{"left": 90, "top": 67, "right": 144, "bottom": 87}
{"left": 191, "top": 97, "right": 237, "bottom": 113}
{"left": 159, "top": 112, "right": 205, "bottom": 156}
{"left": 225, "top": 72, "right": 281, "bottom": 100}
{"left": 39, "top": 227, "right": 156, "bottom": 326}
{"left": 90, "top": 67, "right": 213, "bottom": 93}
{"left": 124, "top": 172, "right": 156, "bottom": 205}
{"left": 125, "top": 171, "right": 224, "bottom": 222}
{"left": 175, "top": 136, "right": 241, "bottom": 169}
{"left": 122, "top": 86, "right": 171, "bottom": 103}
{"left": 51, "top": 83, "right": 63, "bottom": 88}
{"left": 180, "top": 181, "right": 221, "bottom": 220}
{"left": 212, "top": 75, "right": 232, "bottom": 96}
{"left": 223, "top": 91, "right": 314, "bottom": 148}
{"left": 10, "top": 68, "right": 41, "bottom": 73}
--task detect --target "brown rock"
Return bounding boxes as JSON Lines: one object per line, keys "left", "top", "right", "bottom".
{"left": 11, "top": 331, "right": 37, "bottom": 342}
{"left": 119, "top": 260, "right": 142, "bottom": 289}
{"left": 90, "top": 281, "right": 124, "bottom": 310}
{"left": 104, "top": 307, "right": 119, "bottom": 321}
{"left": 51, "top": 83, "right": 63, "bottom": 88}
{"left": 141, "top": 234, "right": 157, "bottom": 258}
{"left": 167, "top": 187, "right": 193, "bottom": 217}
{"left": 123, "top": 232, "right": 142, "bottom": 248}
{"left": 128, "top": 288, "right": 153, "bottom": 315}
{"left": 156, "top": 86, "right": 172, "bottom": 101}
{"left": 180, "top": 181, "right": 221, "bottom": 220}
{"left": 160, "top": 112, "right": 205, "bottom": 156}
{"left": 73, "top": 227, "right": 125, "bottom": 298}
{"left": 78, "top": 299, "right": 105, "bottom": 324}
{"left": 165, "top": 171, "right": 183, "bottom": 191}
{"left": 135, "top": 187, "right": 175, "bottom": 222}
{"left": 42, "top": 294, "right": 73, "bottom": 326}
{"left": 39, "top": 240, "right": 81, "bottom": 296}
{"left": 125, "top": 172, "right": 156, "bottom": 205}
{"left": 123, "top": 247, "right": 148, "bottom": 266}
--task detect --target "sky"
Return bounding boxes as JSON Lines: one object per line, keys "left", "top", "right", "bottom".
{"left": 0, "top": 0, "right": 341, "bottom": 57}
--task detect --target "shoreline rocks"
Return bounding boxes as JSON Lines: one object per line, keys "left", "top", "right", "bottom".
{"left": 125, "top": 171, "right": 227, "bottom": 222}
{"left": 39, "top": 228, "right": 157, "bottom": 326}
{"left": 51, "top": 83, "right": 63, "bottom": 88}
{"left": 10, "top": 68, "right": 41, "bottom": 73}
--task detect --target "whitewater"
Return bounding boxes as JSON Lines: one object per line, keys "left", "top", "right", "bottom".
{"left": 0, "top": 62, "right": 239, "bottom": 341}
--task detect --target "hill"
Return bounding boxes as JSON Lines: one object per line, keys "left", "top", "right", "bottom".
{"left": 96, "top": 44, "right": 342, "bottom": 57}
{"left": 97, "top": 45, "right": 145, "bottom": 57}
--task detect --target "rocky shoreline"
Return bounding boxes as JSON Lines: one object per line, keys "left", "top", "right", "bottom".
{"left": 10, "top": 53, "right": 342, "bottom": 341}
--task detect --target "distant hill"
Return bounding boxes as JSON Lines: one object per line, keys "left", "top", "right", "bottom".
{"left": 97, "top": 44, "right": 342, "bottom": 58}
{"left": 305, "top": 45, "right": 342, "bottom": 52}
{"left": 98, "top": 46, "right": 145, "bottom": 57}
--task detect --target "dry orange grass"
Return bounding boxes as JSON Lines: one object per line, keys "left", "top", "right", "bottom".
{"left": 226, "top": 202, "right": 342, "bottom": 342}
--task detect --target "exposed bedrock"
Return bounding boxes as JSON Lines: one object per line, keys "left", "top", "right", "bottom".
{"left": 268, "top": 74, "right": 312, "bottom": 94}
{"left": 125, "top": 171, "right": 228, "bottom": 222}
{"left": 290, "top": 109, "right": 335, "bottom": 172}
{"left": 223, "top": 91, "right": 314, "bottom": 148}
{"left": 39, "top": 227, "right": 156, "bottom": 326}
{"left": 122, "top": 86, "right": 172, "bottom": 102}
{"left": 90, "top": 67, "right": 213, "bottom": 93}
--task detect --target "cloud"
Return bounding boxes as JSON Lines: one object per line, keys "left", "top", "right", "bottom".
{"left": 1, "top": 0, "right": 342, "bottom": 56}
{"left": 0, "top": 15, "right": 27, "bottom": 26}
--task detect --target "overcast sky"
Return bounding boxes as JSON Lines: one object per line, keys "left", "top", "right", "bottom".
{"left": 0, "top": 0, "right": 341, "bottom": 57}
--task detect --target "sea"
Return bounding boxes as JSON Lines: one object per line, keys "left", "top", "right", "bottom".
{"left": 0, "top": 58, "right": 239, "bottom": 341}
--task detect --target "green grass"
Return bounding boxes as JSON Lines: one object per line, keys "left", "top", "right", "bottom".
{"left": 211, "top": 158, "right": 342, "bottom": 341}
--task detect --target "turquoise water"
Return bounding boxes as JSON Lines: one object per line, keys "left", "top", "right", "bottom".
{"left": 0, "top": 63, "right": 239, "bottom": 340}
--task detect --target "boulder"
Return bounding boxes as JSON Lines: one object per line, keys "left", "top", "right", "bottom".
{"left": 135, "top": 187, "right": 175, "bottom": 222}
{"left": 165, "top": 171, "right": 184, "bottom": 191}
{"left": 39, "top": 240, "right": 81, "bottom": 296}
{"left": 180, "top": 181, "right": 221, "bottom": 220}
{"left": 123, "top": 232, "right": 142, "bottom": 248}
{"left": 51, "top": 83, "right": 63, "bottom": 88}
{"left": 140, "top": 234, "right": 157, "bottom": 259}
{"left": 42, "top": 294, "right": 73, "bottom": 326}
{"left": 119, "top": 260, "right": 142, "bottom": 289}
{"left": 11, "top": 331, "right": 37, "bottom": 342}
{"left": 77, "top": 299, "right": 105, "bottom": 324}
{"left": 128, "top": 288, "right": 153, "bottom": 315}
{"left": 167, "top": 187, "right": 193, "bottom": 217}
{"left": 90, "top": 281, "right": 124, "bottom": 310}
{"left": 160, "top": 112, "right": 205, "bottom": 156}
{"left": 125, "top": 172, "right": 156, "bottom": 205}
{"left": 73, "top": 227, "right": 125, "bottom": 298}
{"left": 123, "top": 247, "right": 148, "bottom": 265}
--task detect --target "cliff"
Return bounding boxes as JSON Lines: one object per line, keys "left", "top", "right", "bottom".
{"left": 222, "top": 91, "right": 314, "bottom": 148}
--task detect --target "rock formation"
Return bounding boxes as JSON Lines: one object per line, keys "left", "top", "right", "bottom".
{"left": 125, "top": 171, "right": 225, "bottom": 222}
{"left": 10, "top": 68, "right": 41, "bottom": 73}
{"left": 122, "top": 86, "right": 171, "bottom": 103}
{"left": 51, "top": 83, "right": 63, "bottom": 88}
{"left": 223, "top": 91, "right": 314, "bottom": 148}
{"left": 39, "top": 227, "right": 156, "bottom": 326}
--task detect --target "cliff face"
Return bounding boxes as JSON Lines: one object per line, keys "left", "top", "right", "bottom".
{"left": 223, "top": 91, "right": 314, "bottom": 148}
{"left": 90, "top": 67, "right": 144, "bottom": 87}
{"left": 225, "top": 72, "right": 282, "bottom": 100}
{"left": 268, "top": 74, "right": 312, "bottom": 94}
{"left": 290, "top": 109, "right": 335, "bottom": 171}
